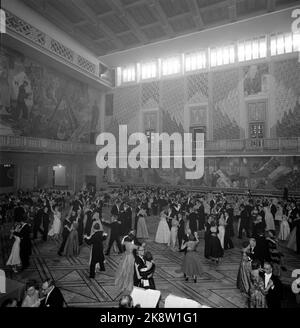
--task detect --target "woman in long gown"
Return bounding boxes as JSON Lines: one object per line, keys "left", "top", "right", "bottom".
{"left": 204, "top": 216, "right": 213, "bottom": 259}
{"left": 169, "top": 217, "right": 179, "bottom": 250}
{"left": 264, "top": 204, "right": 275, "bottom": 232}
{"left": 279, "top": 214, "right": 290, "bottom": 241}
{"left": 236, "top": 251, "right": 252, "bottom": 296}
{"left": 64, "top": 216, "right": 80, "bottom": 257}
{"left": 181, "top": 233, "right": 202, "bottom": 283}
{"left": 48, "top": 204, "right": 62, "bottom": 241}
{"left": 217, "top": 214, "right": 226, "bottom": 249}
{"left": 115, "top": 235, "right": 140, "bottom": 292}
{"left": 208, "top": 221, "right": 223, "bottom": 263}
{"left": 155, "top": 210, "right": 171, "bottom": 244}
{"left": 6, "top": 223, "right": 21, "bottom": 272}
{"left": 136, "top": 208, "right": 149, "bottom": 240}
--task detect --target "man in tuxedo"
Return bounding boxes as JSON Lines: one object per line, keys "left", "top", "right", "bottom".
{"left": 84, "top": 223, "right": 107, "bottom": 278}
{"left": 261, "top": 262, "right": 282, "bottom": 308}
{"left": 177, "top": 212, "right": 186, "bottom": 252}
{"left": 111, "top": 199, "right": 121, "bottom": 218}
{"left": 119, "top": 202, "right": 132, "bottom": 236}
{"left": 187, "top": 207, "right": 198, "bottom": 235}
{"left": 13, "top": 219, "right": 32, "bottom": 270}
{"left": 134, "top": 245, "right": 146, "bottom": 287}
{"left": 102, "top": 215, "right": 123, "bottom": 255}
{"left": 32, "top": 204, "right": 44, "bottom": 240}
{"left": 238, "top": 204, "right": 251, "bottom": 239}
{"left": 40, "top": 278, "right": 65, "bottom": 308}
{"left": 196, "top": 200, "right": 205, "bottom": 231}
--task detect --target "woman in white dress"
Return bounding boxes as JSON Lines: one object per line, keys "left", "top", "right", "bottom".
{"left": 48, "top": 204, "right": 62, "bottom": 241}
{"left": 279, "top": 214, "right": 290, "bottom": 241}
{"left": 275, "top": 203, "right": 283, "bottom": 225}
{"left": 169, "top": 217, "right": 179, "bottom": 250}
{"left": 217, "top": 213, "right": 226, "bottom": 249}
{"left": 6, "top": 223, "right": 21, "bottom": 272}
{"left": 155, "top": 210, "right": 171, "bottom": 244}
{"left": 264, "top": 204, "right": 275, "bottom": 232}
{"left": 136, "top": 208, "right": 149, "bottom": 240}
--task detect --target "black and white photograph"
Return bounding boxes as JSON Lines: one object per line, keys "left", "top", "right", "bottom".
{"left": 0, "top": 0, "right": 300, "bottom": 316}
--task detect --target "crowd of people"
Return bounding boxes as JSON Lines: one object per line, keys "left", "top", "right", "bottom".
{"left": 0, "top": 185, "right": 299, "bottom": 308}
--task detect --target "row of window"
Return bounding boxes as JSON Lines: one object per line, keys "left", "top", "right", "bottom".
{"left": 117, "top": 31, "right": 300, "bottom": 85}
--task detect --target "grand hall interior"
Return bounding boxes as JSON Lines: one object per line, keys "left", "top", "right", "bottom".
{"left": 0, "top": 0, "right": 300, "bottom": 309}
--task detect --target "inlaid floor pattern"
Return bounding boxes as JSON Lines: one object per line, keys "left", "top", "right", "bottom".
{"left": 1, "top": 211, "right": 300, "bottom": 308}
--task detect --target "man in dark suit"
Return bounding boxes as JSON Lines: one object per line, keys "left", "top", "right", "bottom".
{"left": 238, "top": 204, "right": 251, "bottom": 238}
{"left": 261, "top": 262, "right": 282, "bottom": 308}
{"left": 102, "top": 215, "right": 123, "bottom": 255}
{"left": 84, "top": 223, "right": 107, "bottom": 278}
{"left": 111, "top": 199, "right": 121, "bottom": 218}
{"left": 40, "top": 278, "right": 65, "bottom": 307}
{"left": 13, "top": 219, "right": 32, "bottom": 270}
{"left": 32, "top": 205, "right": 44, "bottom": 240}
{"left": 187, "top": 207, "right": 198, "bottom": 235}
{"left": 42, "top": 206, "right": 50, "bottom": 242}
{"left": 133, "top": 245, "right": 146, "bottom": 287}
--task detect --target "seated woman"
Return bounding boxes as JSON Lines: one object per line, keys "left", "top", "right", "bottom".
{"left": 21, "top": 280, "right": 40, "bottom": 307}
{"left": 139, "top": 251, "right": 156, "bottom": 290}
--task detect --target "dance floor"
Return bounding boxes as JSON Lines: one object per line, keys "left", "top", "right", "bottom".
{"left": 1, "top": 209, "right": 300, "bottom": 308}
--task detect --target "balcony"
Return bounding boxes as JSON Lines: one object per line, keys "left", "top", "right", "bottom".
{"left": 0, "top": 135, "right": 299, "bottom": 156}
{"left": 0, "top": 135, "right": 97, "bottom": 154}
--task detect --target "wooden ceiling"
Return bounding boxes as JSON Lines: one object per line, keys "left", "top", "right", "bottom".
{"left": 21, "top": 0, "right": 299, "bottom": 57}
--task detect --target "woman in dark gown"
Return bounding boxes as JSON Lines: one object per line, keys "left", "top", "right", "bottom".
{"left": 204, "top": 216, "right": 213, "bottom": 258}
{"left": 208, "top": 220, "right": 223, "bottom": 263}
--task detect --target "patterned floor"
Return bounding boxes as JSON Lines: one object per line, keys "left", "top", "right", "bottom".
{"left": 1, "top": 212, "right": 300, "bottom": 308}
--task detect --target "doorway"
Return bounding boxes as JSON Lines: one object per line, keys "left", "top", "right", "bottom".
{"left": 53, "top": 164, "right": 66, "bottom": 187}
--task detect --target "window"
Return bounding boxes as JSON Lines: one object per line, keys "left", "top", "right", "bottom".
{"left": 238, "top": 36, "right": 266, "bottom": 62}
{"left": 270, "top": 32, "right": 299, "bottom": 56}
{"left": 185, "top": 51, "right": 206, "bottom": 72}
{"left": 122, "top": 65, "right": 136, "bottom": 83}
{"left": 161, "top": 56, "right": 181, "bottom": 76}
{"left": 210, "top": 45, "right": 235, "bottom": 67}
{"left": 141, "top": 61, "right": 157, "bottom": 80}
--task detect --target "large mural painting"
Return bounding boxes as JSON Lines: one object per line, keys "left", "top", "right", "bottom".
{"left": 0, "top": 46, "right": 102, "bottom": 142}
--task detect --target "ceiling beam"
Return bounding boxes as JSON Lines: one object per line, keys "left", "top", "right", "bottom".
{"left": 148, "top": 0, "right": 175, "bottom": 37}
{"left": 228, "top": 0, "right": 237, "bottom": 22}
{"left": 70, "top": 0, "right": 123, "bottom": 49}
{"left": 186, "top": 0, "right": 205, "bottom": 29}
{"left": 109, "top": 0, "right": 148, "bottom": 43}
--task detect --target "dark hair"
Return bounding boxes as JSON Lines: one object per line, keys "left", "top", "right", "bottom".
{"left": 119, "top": 295, "right": 133, "bottom": 308}
{"left": 93, "top": 223, "right": 100, "bottom": 231}
{"left": 1, "top": 298, "right": 18, "bottom": 307}
{"left": 251, "top": 259, "right": 261, "bottom": 270}
{"left": 26, "top": 279, "right": 38, "bottom": 291}
{"left": 144, "top": 251, "right": 153, "bottom": 262}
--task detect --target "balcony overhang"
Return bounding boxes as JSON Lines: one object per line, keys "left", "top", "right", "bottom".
{"left": 1, "top": 10, "right": 114, "bottom": 92}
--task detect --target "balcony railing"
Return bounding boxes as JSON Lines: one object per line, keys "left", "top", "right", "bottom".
{"left": 0, "top": 135, "right": 97, "bottom": 154}
{"left": 0, "top": 135, "right": 299, "bottom": 155}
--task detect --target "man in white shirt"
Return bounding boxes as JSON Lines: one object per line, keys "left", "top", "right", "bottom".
{"left": 262, "top": 262, "right": 282, "bottom": 308}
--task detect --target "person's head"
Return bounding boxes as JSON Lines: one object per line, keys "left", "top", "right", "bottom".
{"left": 119, "top": 295, "right": 133, "bottom": 308}
{"left": 1, "top": 298, "right": 18, "bottom": 307}
{"left": 263, "top": 262, "right": 273, "bottom": 275}
{"left": 137, "top": 245, "right": 145, "bottom": 257}
{"left": 144, "top": 251, "right": 153, "bottom": 262}
{"left": 25, "top": 280, "right": 38, "bottom": 297}
{"left": 249, "top": 238, "right": 256, "bottom": 248}
{"left": 93, "top": 223, "right": 101, "bottom": 231}
{"left": 188, "top": 234, "right": 196, "bottom": 241}
{"left": 41, "top": 278, "right": 55, "bottom": 295}
{"left": 251, "top": 259, "right": 261, "bottom": 270}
